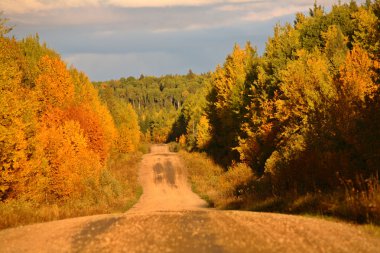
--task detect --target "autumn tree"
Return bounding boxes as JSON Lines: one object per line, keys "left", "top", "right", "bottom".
{"left": 35, "top": 55, "right": 75, "bottom": 110}
{"left": 207, "top": 43, "right": 256, "bottom": 165}
{"left": 264, "top": 23, "right": 300, "bottom": 88}
{"left": 0, "top": 13, "right": 12, "bottom": 36}
{"left": 196, "top": 115, "right": 211, "bottom": 150}
{"left": 114, "top": 102, "right": 140, "bottom": 153}
{"left": 0, "top": 27, "right": 119, "bottom": 203}
{"left": 70, "top": 68, "right": 116, "bottom": 161}
{"left": 33, "top": 120, "right": 102, "bottom": 201}
{"left": 19, "top": 34, "right": 59, "bottom": 88}
{"left": 352, "top": 6, "right": 380, "bottom": 58}
{"left": 322, "top": 25, "right": 348, "bottom": 73}
{"left": 0, "top": 37, "right": 29, "bottom": 199}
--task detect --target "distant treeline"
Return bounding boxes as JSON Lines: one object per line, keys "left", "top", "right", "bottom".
{"left": 94, "top": 72, "right": 210, "bottom": 143}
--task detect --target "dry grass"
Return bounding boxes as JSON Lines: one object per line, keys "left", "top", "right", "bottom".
{"left": 331, "top": 174, "right": 380, "bottom": 224}
{"left": 180, "top": 150, "right": 380, "bottom": 225}
{"left": 138, "top": 142, "right": 151, "bottom": 154}
{"left": 179, "top": 151, "right": 222, "bottom": 207}
{"left": 245, "top": 176, "right": 380, "bottom": 225}
{"left": 179, "top": 151, "right": 254, "bottom": 208}
{"left": 168, "top": 142, "right": 181, "bottom": 152}
{"left": 0, "top": 151, "right": 143, "bottom": 230}
{"left": 361, "top": 224, "right": 380, "bottom": 237}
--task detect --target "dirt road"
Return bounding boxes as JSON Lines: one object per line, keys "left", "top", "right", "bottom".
{"left": 0, "top": 145, "right": 379, "bottom": 253}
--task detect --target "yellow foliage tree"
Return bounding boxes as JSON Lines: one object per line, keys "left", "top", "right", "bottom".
{"left": 35, "top": 55, "right": 74, "bottom": 111}
{"left": 0, "top": 22, "right": 119, "bottom": 205}
{"left": 352, "top": 7, "right": 380, "bottom": 57}
{"left": 178, "top": 135, "right": 186, "bottom": 148}
{"left": 339, "top": 45, "right": 377, "bottom": 103}
{"left": 196, "top": 115, "right": 211, "bottom": 150}
{"left": 114, "top": 103, "right": 140, "bottom": 153}
{"left": 33, "top": 120, "right": 101, "bottom": 201}
{"left": 67, "top": 69, "right": 116, "bottom": 161}
{"left": 66, "top": 105, "right": 108, "bottom": 163}
{"left": 0, "top": 37, "right": 32, "bottom": 199}
{"left": 208, "top": 43, "right": 257, "bottom": 164}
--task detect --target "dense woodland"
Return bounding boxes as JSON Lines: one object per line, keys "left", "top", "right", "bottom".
{"left": 98, "top": 0, "right": 380, "bottom": 223}
{"left": 94, "top": 72, "right": 209, "bottom": 144}
{"left": 203, "top": 0, "right": 380, "bottom": 223}
{"left": 0, "top": 16, "right": 141, "bottom": 226}
{"left": 205, "top": 0, "right": 380, "bottom": 193}
{"left": 1, "top": 0, "right": 380, "bottom": 226}
{"left": 203, "top": 0, "right": 380, "bottom": 219}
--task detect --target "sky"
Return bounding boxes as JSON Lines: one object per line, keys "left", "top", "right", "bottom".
{"left": 0, "top": 0, "right": 361, "bottom": 81}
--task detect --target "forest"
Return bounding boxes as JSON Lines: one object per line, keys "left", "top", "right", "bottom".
{"left": 97, "top": 0, "right": 380, "bottom": 224}
{"left": 93, "top": 71, "right": 209, "bottom": 144}
{"left": 1, "top": 0, "right": 380, "bottom": 227}
{"left": 0, "top": 17, "right": 142, "bottom": 228}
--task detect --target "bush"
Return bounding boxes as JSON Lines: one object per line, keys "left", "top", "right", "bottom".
{"left": 333, "top": 175, "right": 380, "bottom": 224}
{"left": 180, "top": 152, "right": 255, "bottom": 208}
{"left": 217, "top": 163, "right": 255, "bottom": 208}
{"left": 168, "top": 142, "right": 181, "bottom": 152}
{"left": 180, "top": 151, "right": 223, "bottom": 207}
{"left": 138, "top": 142, "right": 151, "bottom": 154}
{"left": 0, "top": 151, "right": 143, "bottom": 230}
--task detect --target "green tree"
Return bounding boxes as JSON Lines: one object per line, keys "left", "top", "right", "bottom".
{"left": 207, "top": 43, "right": 256, "bottom": 165}
{"left": 352, "top": 7, "right": 380, "bottom": 57}
{"left": 322, "top": 25, "right": 348, "bottom": 73}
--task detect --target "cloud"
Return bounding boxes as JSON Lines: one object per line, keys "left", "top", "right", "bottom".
{"left": 218, "top": 0, "right": 363, "bottom": 21}
{"left": 242, "top": 3, "right": 309, "bottom": 21}
{"left": 106, "top": 0, "right": 260, "bottom": 8}
{"left": 0, "top": 0, "right": 100, "bottom": 14}
{"left": 106, "top": 0, "right": 218, "bottom": 8}
{"left": 0, "top": 0, "right": 263, "bottom": 14}
{"left": 3, "top": 0, "right": 366, "bottom": 80}
{"left": 7, "top": 4, "right": 240, "bottom": 32}
{"left": 3, "top": 0, "right": 362, "bottom": 30}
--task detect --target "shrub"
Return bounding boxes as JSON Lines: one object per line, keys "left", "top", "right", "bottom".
{"left": 333, "top": 175, "right": 380, "bottom": 224}
{"left": 0, "top": 151, "right": 143, "bottom": 229}
{"left": 180, "top": 151, "right": 223, "bottom": 206}
{"left": 217, "top": 163, "right": 254, "bottom": 208}
{"left": 168, "top": 142, "right": 181, "bottom": 152}
{"left": 138, "top": 142, "right": 151, "bottom": 154}
{"left": 180, "top": 152, "right": 255, "bottom": 208}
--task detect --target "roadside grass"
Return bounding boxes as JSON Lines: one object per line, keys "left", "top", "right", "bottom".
{"left": 138, "top": 142, "right": 151, "bottom": 154}
{"left": 301, "top": 213, "right": 380, "bottom": 238}
{"left": 0, "top": 151, "right": 143, "bottom": 230}
{"left": 168, "top": 142, "right": 181, "bottom": 153}
{"left": 180, "top": 150, "right": 380, "bottom": 226}
{"left": 361, "top": 224, "right": 380, "bottom": 237}
{"left": 179, "top": 151, "right": 222, "bottom": 207}
{"left": 244, "top": 186, "right": 380, "bottom": 225}
{"left": 179, "top": 151, "right": 254, "bottom": 209}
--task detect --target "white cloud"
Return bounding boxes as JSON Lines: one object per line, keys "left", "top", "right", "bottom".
{"left": 106, "top": 0, "right": 260, "bottom": 8}
{"left": 105, "top": 0, "right": 218, "bottom": 8}
{"left": 243, "top": 4, "right": 309, "bottom": 21}
{"left": 2, "top": 0, "right": 366, "bottom": 81}
{"left": 0, "top": 0, "right": 100, "bottom": 14}
{"left": 220, "top": 0, "right": 364, "bottom": 22}
{"left": 0, "top": 0, "right": 260, "bottom": 14}
{"left": 3, "top": 0, "right": 366, "bottom": 33}
{"left": 1, "top": 0, "right": 366, "bottom": 15}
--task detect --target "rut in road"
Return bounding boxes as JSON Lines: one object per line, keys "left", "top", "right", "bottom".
{"left": 0, "top": 144, "right": 380, "bottom": 253}
{"left": 129, "top": 144, "right": 207, "bottom": 212}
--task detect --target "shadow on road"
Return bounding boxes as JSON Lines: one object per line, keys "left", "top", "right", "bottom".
{"left": 153, "top": 161, "right": 177, "bottom": 187}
